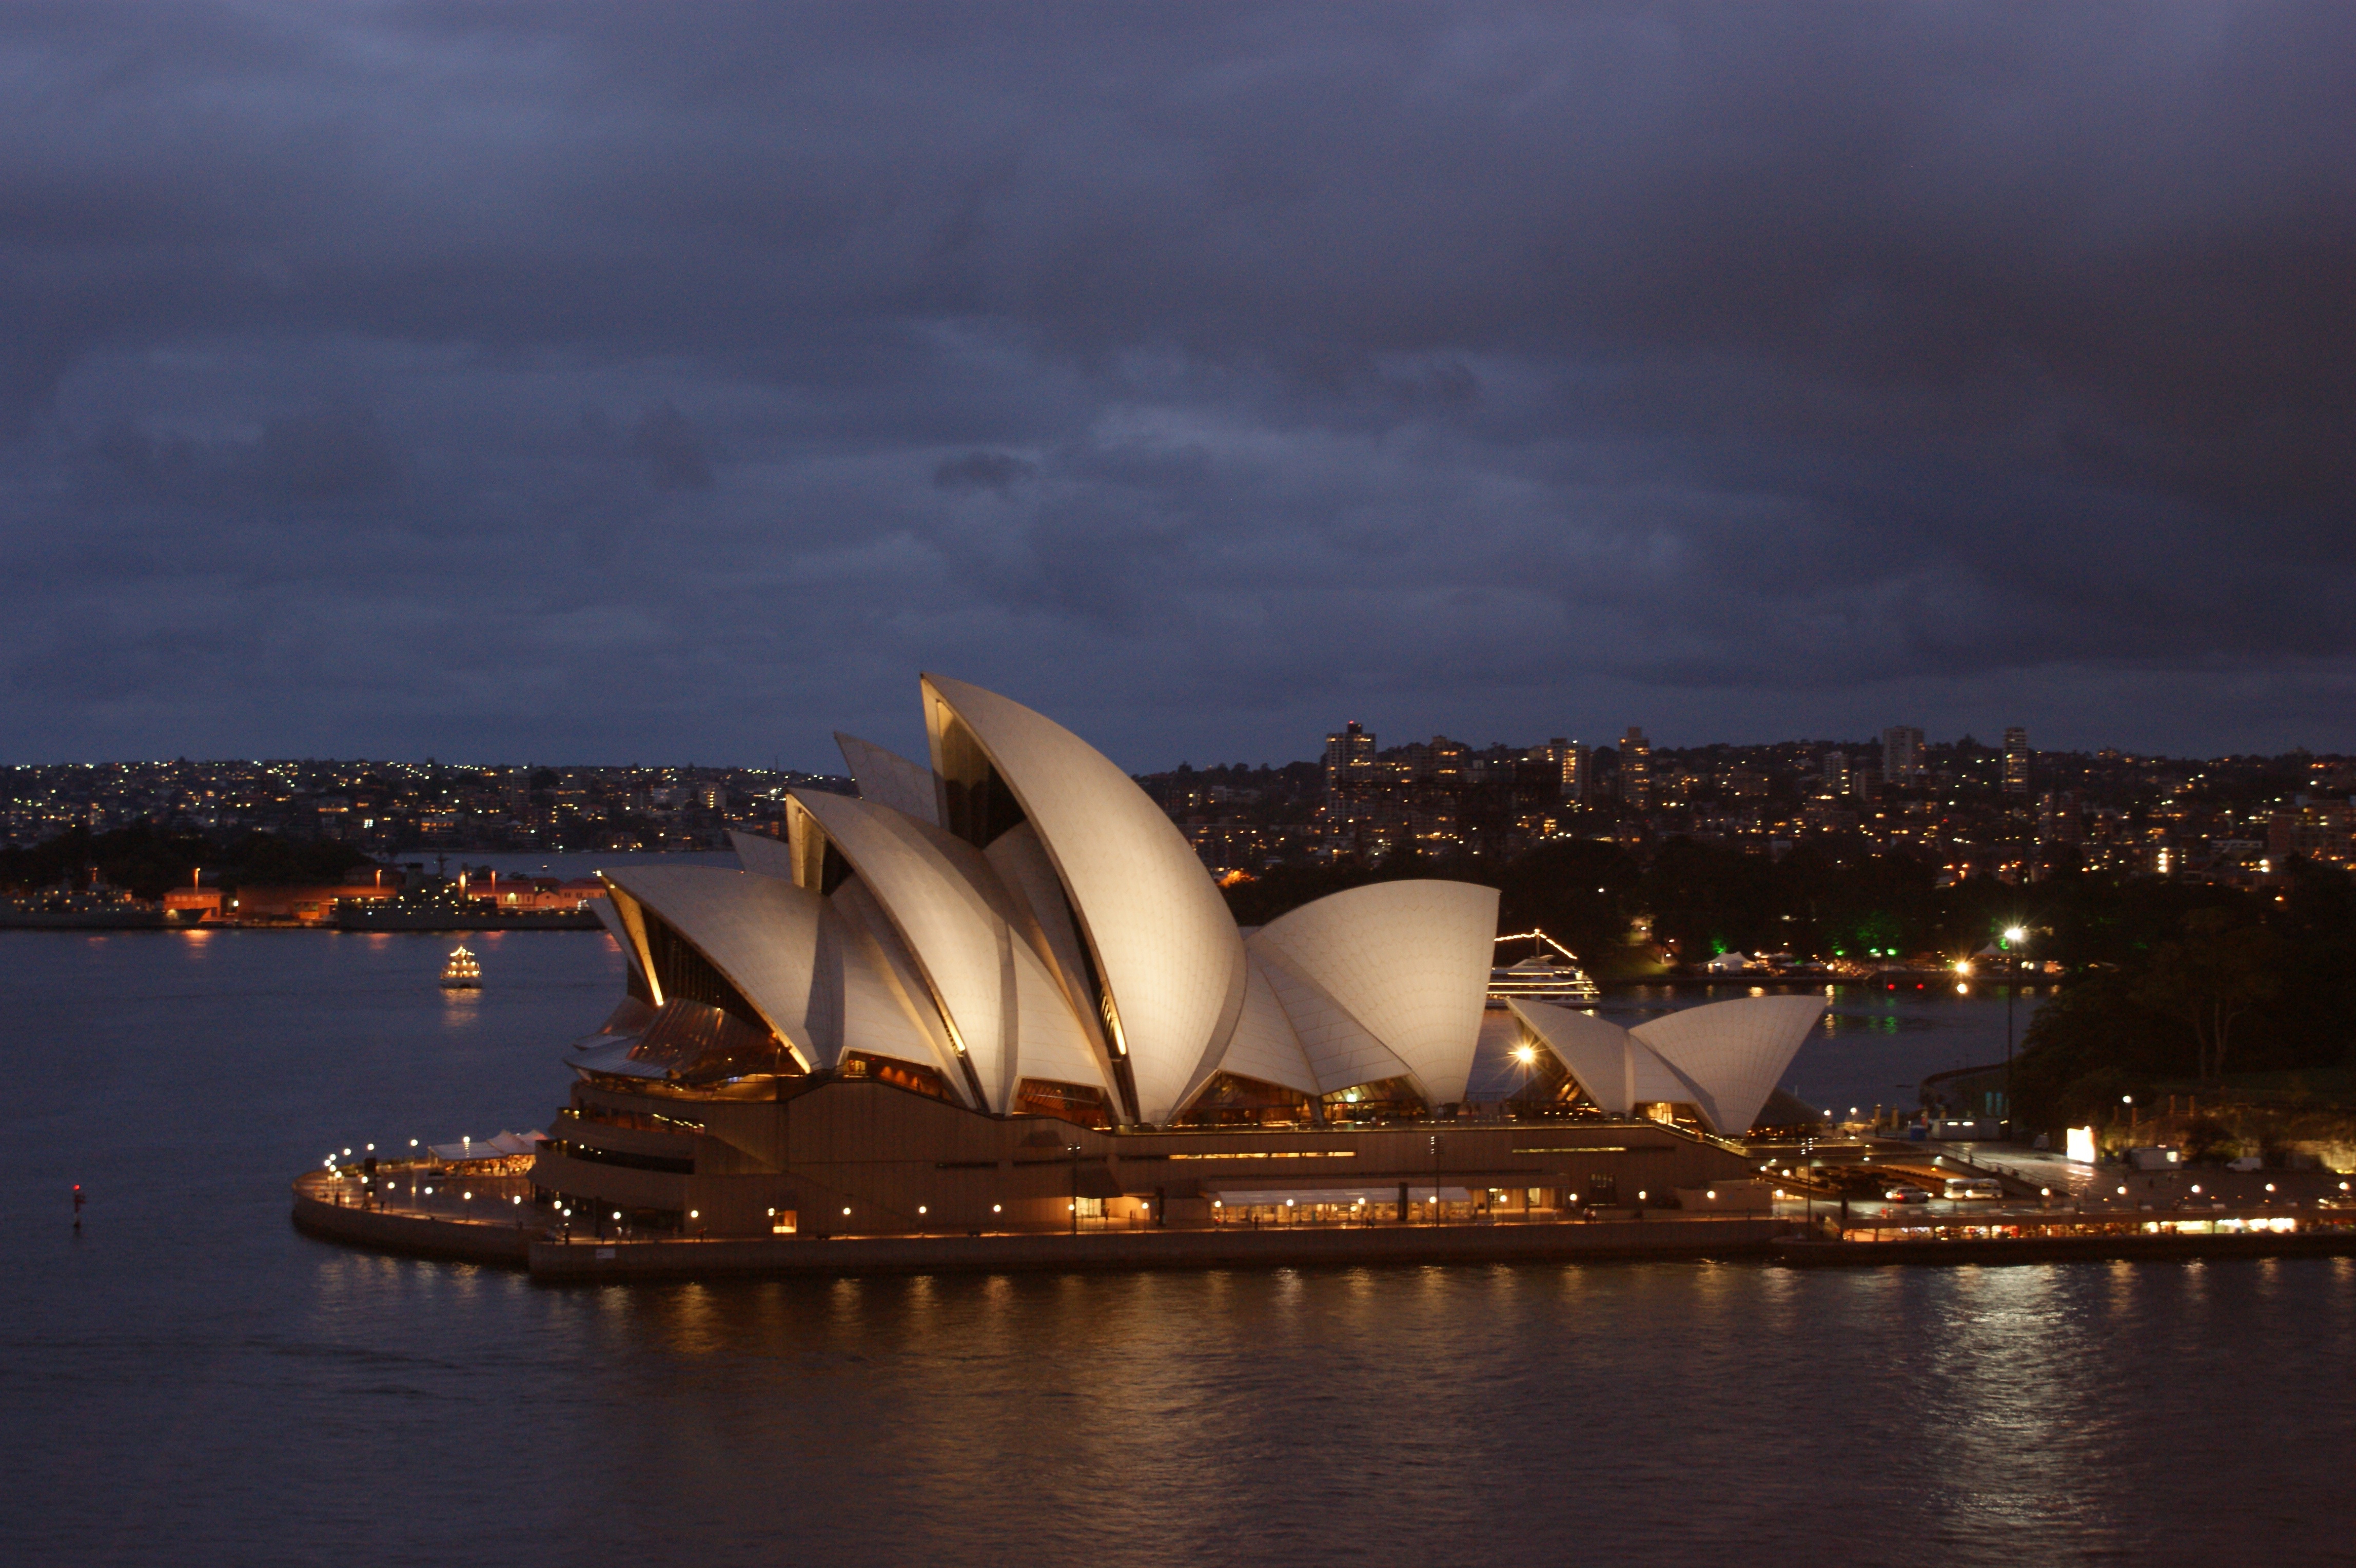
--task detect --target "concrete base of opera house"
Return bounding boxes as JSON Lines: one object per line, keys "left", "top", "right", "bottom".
{"left": 292, "top": 1181, "right": 536, "bottom": 1264}
{"left": 292, "top": 1185, "right": 2356, "bottom": 1279}
{"left": 292, "top": 1179, "right": 1797, "bottom": 1278}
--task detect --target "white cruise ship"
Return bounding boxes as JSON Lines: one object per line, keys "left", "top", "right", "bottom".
{"left": 1487, "top": 930, "right": 1601, "bottom": 1005}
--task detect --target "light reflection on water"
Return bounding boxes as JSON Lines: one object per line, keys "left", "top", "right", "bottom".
{"left": 2, "top": 933, "right": 2349, "bottom": 1564}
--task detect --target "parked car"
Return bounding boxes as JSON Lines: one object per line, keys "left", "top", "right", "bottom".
{"left": 1882, "top": 1185, "right": 1932, "bottom": 1204}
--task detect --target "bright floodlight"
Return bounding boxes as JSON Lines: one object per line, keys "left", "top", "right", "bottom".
{"left": 1511, "top": 1044, "right": 1537, "bottom": 1065}
{"left": 2004, "top": 926, "right": 2028, "bottom": 944}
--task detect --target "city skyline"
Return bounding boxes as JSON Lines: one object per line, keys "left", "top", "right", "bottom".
{"left": 13, "top": 708, "right": 2348, "bottom": 892}
{"left": 10, "top": 711, "right": 2354, "bottom": 777}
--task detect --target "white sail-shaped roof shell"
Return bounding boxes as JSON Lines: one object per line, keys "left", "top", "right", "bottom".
{"left": 790, "top": 787, "right": 1109, "bottom": 1112}
{"left": 1628, "top": 1036, "right": 1706, "bottom": 1108}
{"left": 835, "top": 733, "right": 941, "bottom": 827}
{"left": 823, "top": 878, "right": 975, "bottom": 1102}
{"left": 1631, "top": 995, "right": 1826, "bottom": 1136}
{"left": 725, "top": 828, "right": 972, "bottom": 1097}
{"left": 1507, "top": 998, "right": 1638, "bottom": 1114}
{"left": 922, "top": 675, "right": 1246, "bottom": 1125}
{"left": 998, "top": 923, "right": 1113, "bottom": 1103}
{"left": 589, "top": 891, "right": 651, "bottom": 995}
{"left": 1182, "top": 953, "right": 1320, "bottom": 1103}
{"left": 1245, "top": 881, "right": 1499, "bottom": 1108}
{"left": 600, "top": 865, "right": 827, "bottom": 1070}
{"left": 1252, "top": 950, "right": 1417, "bottom": 1097}
{"left": 980, "top": 822, "right": 1108, "bottom": 1057}
{"left": 1507, "top": 994, "right": 1820, "bottom": 1133}
{"left": 728, "top": 828, "right": 797, "bottom": 883}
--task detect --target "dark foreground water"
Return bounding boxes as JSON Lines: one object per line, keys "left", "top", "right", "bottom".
{"left": 4, "top": 930, "right": 2351, "bottom": 1566}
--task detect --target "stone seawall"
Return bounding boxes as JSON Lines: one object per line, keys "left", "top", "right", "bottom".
{"left": 291, "top": 1188, "right": 533, "bottom": 1265}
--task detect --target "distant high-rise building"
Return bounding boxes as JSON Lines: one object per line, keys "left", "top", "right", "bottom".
{"left": 1621, "top": 727, "right": 1652, "bottom": 811}
{"left": 1323, "top": 721, "right": 1375, "bottom": 796}
{"left": 1882, "top": 726, "right": 1926, "bottom": 786}
{"left": 2003, "top": 726, "right": 2031, "bottom": 796}
{"left": 1564, "top": 739, "right": 1592, "bottom": 804}
{"left": 1525, "top": 738, "right": 1576, "bottom": 797}
{"left": 1820, "top": 749, "right": 1851, "bottom": 796}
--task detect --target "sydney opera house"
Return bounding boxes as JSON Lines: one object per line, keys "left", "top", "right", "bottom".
{"left": 528, "top": 676, "right": 1822, "bottom": 1236}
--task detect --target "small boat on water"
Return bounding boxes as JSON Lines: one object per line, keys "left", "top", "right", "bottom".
{"left": 1488, "top": 929, "right": 1600, "bottom": 1005}
{"left": 439, "top": 944, "right": 482, "bottom": 990}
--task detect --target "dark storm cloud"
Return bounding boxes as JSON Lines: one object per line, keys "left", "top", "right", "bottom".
{"left": 2, "top": 2, "right": 2352, "bottom": 765}
{"left": 631, "top": 403, "right": 714, "bottom": 491}
{"left": 933, "top": 451, "right": 1035, "bottom": 495}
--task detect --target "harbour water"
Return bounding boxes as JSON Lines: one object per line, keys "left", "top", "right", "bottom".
{"left": 4, "top": 929, "right": 2349, "bottom": 1564}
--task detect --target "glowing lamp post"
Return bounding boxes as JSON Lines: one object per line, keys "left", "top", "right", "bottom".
{"left": 2001, "top": 925, "right": 2028, "bottom": 1138}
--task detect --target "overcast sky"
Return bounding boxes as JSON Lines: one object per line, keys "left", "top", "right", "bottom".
{"left": 4, "top": 3, "right": 2351, "bottom": 771}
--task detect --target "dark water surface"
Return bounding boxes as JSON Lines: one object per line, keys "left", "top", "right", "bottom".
{"left": 4, "top": 931, "right": 2349, "bottom": 1566}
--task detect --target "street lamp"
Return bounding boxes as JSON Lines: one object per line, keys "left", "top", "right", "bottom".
{"left": 2001, "top": 925, "right": 2029, "bottom": 1139}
